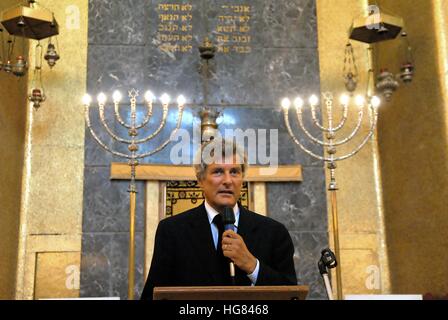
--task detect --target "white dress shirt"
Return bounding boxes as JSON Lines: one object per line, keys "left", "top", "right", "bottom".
{"left": 204, "top": 200, "right": 260, "bottom": 285}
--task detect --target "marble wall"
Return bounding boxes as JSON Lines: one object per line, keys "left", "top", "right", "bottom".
{"left": 81, "top": 0, "right": 328, "bottom": 300}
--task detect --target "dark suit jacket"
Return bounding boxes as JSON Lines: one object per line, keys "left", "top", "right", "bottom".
{"left": 141, "top": 202, "right": 297, "bottom": 300}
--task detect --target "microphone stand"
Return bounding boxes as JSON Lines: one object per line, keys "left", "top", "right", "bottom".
{"left": 318, "top": 248, "right": 338, "bottom": 300}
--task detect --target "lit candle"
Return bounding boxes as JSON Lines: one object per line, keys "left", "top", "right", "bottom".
{"left": 281, "top": 98, "right": 291, "bottom": 111}
{"left": 97, "top": 92, "right": 107, "bottom": 105}
{"left": 144, "top": 91, "right": 154, "bottom": 103}
{"left": 371, "top": 96, "right": 381, "bottom": 108}
{"left": 177, "top": 95, "right": 186, "bottom": 106}
{"left": 112, "top": 90, "right": 122, "bottom": 103}
{"left": 309, "top": 94, "right": 319, "bottom": 106}
{"left": 160, "top": 93, "right": 171, "bottom": 105}
{"left": 355, "top": 95, "right": 365, "bottom": 107}
{"left": 82, "top": 94, "right": 92, "bottom": 106}
{"left": 340, "top": 94, "right": 349, "bottom": 106}
{"left": 294, "top": 97, "right": 304, "bottom": 109}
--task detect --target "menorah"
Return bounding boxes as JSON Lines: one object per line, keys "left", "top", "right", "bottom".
{"left": 281, "top": 92, "right": 381, "bottom": 300}
{"left": 82, "top": 89, "right": 185, "bottom": 300}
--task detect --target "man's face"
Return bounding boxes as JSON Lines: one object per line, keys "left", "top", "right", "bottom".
{"left": 198, "top": 157, "right": 243, "bottom": 212}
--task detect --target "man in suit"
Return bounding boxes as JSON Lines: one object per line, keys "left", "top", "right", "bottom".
{"left": 141, "top": 139, "right": 297, "bottom": 300}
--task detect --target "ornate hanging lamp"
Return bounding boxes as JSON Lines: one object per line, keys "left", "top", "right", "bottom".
{"left": 10, "top": 16, "right": 28, "bottom": 77}
{"left": 376, "top": 69, "right": 399, "bottom": 101}
{"left": 398, "top": 31, "right": 415, "bottom": 84}
{"left": 0, "top": 0, "right": 59, "bottom": 40}
{"left": 348, "top": 6, "right": 415, "bottom": 101}
{"left": 0, "top": 27, "right": 4, "bottom": 71}
{"left": 0, "top": 0, "right": 60, "bottom": 78}
{"left": 44, "top": 37, "right": 59, "bottom": 68}
{"left": 3, "top": 36, "right": 14, "bottom": 73}
{"left": 28, "top": 42, "right": 46, "bottom": 109}
{"left": 342, "top": 42, "right": 359, "bottom": 93}
{"left": 198, "top": 37, "right": 221, "bottom": 143}
{"left": 1, "top": 0, "right": 61, "bottom": 108}
{"left": 349, "top": 7, "right": 404, "bottom": 43}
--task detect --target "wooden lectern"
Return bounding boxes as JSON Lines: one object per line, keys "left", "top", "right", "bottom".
{"left": 153, "top": 286, "right": 309, "bottom": 300}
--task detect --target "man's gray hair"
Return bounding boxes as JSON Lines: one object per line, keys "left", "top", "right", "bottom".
{"left": 194, "top": 138, "right": 248, "bottom": 181}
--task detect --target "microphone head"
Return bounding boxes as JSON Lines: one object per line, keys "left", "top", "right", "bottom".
{"left": 320, "top": 248, "right": 337, "bottom": 268}
{"left": 222, "top": 207, "right": 235, "bottom": 230}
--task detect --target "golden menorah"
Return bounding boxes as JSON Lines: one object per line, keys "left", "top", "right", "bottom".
{"left": 281, "top": 92, "right": 381, "bottom": 300}
{"left": 82, "top": 89, "right": 185, "bottom": 299}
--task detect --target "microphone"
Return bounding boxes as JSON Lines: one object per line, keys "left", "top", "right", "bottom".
{"left": 222, "top": 207, "right": 236, "bottom": 285}
{"left": 318, "top": 248, "right": 337, "bottom": 300}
